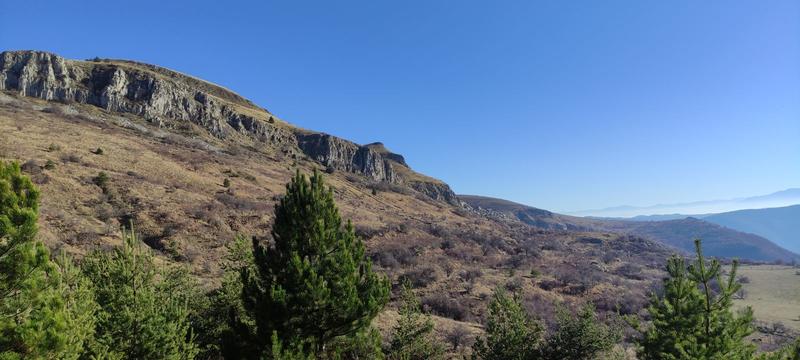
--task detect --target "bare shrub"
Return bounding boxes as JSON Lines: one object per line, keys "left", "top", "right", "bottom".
{"left": 60, "top": 153, "right": 82, "bottom": 163}
{"left": 388, "top": 247, "right": 417, "bottom": 266}
{"left": 614, "top": 263, "right": 644, "bottom": 280}
{"left": 370, "top": 251, "right": 400, "bottom": 269}
{"left": 593, "top": 289, "right": 647, "bottom": 315}
{"left": 75, "top": 231, "right": 102, "bottom": 245}
{"left": 505, "top": 277, "right": 525, "bottom": 292}
{"left": 215, "top": 193, "right": 270, "bottom": 212}
{"left": 426, "top": 224, "right": 452, "bottom": 239}
{"left": 460, "top": 268, "right": 483, "bottom": 283}
{"left": 398, "top": 266, "right": 439, "bottom": 288}
{"left": 354, "top": 225, "right": 382, "bottom": 240}
{"left": 538, "top": 279, "right": 561, "bottom": 291}
{"left": 422, "top": 293, "right": 469, "bottom": 321}
{"left": 503, "top": 254, "right": 529, "bottom": 269}
{"left": 446, "top": 325, "right": 472, "bottom": 351}
{"left": 541, "top": 238, "right": 565, "bottom": 251}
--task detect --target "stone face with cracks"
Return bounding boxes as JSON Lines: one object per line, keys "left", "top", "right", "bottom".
{"left": 0, "top": 50, "right": 459, "bottom": 204}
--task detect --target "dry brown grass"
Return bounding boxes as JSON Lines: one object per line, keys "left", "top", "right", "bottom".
{"left": 1, "top": 91, "right": 673, "bottom": 357}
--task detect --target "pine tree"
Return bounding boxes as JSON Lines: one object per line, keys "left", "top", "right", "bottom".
{"left": 542, "top": 303, "right": 621, "bottom": 360}
{"left": 53, "top": 253, "right": 98, "bottom": 360}
{"left": 472, "top": 288, "right": 542, "bottom": 360}
{"left": 638, "top": 239, "right": 756, "bottom": 360}
{"left": 239, "top": 170, "right": 390, "bottom": 357}
{"left": 387, "top": 282, "right": 445, "bottom": 360}
{"left": 0, "top": 161, "right": 70, "bottom": 359}
{"left": 81, "top": 224, "right": 199, "bottom": 360}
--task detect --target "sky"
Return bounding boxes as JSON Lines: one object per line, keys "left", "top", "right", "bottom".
{"left": 2, "top": 0, "right": 798, "bottom": 213}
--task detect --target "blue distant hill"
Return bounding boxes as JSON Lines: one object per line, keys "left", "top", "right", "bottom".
{"left": 703, "top": 205, "right": 800, "bottom": 254}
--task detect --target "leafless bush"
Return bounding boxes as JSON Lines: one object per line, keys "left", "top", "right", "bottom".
{"left": 446, "top": 325, "right": 472, "bottom": 350}
{"left": 354, "top": 225, "right": 383, "bottom": 240}
{"left": 386, "top": 247, "right": 417, "bottom": 266}
{"left": 538, "top": 279, "right": 561, "bottom": 291}
{"left": 505, "top": 277, "right": 525, "bottom": 292}
{"left": 371, "top": 251, "right": 400, "bottom": 269}
{"left": 75, "top": 231, "right": 102, "bottom": 245}
{"left": 519, "top": 241, "right": 541, "bottom": 258}
{"left": 460, "top": 268, "right": 483, "bottom": 283}
{"left": 426, "top": 223, "right": 452, "bottom": 239}
{"left": 398, "top": 266, "right": 439, "bottom": 288}
{"left": 614, "top": 263, "right": 644, "bottom": 280}
{"left": 20, "top": 160, "right": 41, "bottom": 174}
{"left": 733, "top": 288, "right": 747, "bottom": 300}
{"left": 60, "top": 153, "right": 82, "bottom": 163}
{"left": 593, "top": 289, "right": 647, "bottom": 315}
{"left": 215, "top": 193, "right": 270, "bottom": 212}
{"left": 445, "top": 246, "right": 475, "bottom": 262}
{"left": 541, "top": 238, "right": 565, "bottom": 251}
{"left": 422, "top": 293, "right": 469, "bottom": 321}
{"left": 503, "top": 254, "right": 529, "bottom": 269}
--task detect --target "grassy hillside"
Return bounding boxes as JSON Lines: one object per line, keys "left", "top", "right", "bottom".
{"left": 0, "top": 91, "right": 673, "bottom": 356}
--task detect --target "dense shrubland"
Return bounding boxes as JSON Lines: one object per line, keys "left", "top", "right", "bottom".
{"left": 0, "top": 161, "right": 797, "bottom": 359}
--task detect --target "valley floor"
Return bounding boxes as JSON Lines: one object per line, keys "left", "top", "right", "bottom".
{"left": 734, "top": 265, "right": 800, "bottom": 330}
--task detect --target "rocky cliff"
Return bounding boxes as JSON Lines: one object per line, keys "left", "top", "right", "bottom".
{"left": 0, "top": 50, "right": 458, "bottom": 203}
{"left": 297, "top": 133, "right": 400, "bottom": 183}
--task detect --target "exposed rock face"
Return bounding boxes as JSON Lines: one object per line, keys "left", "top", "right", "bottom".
{"left": 0, "top": 50, "right": 294, "bottom": 144}
{"left": 0, "top": 50, "right": 459, "bottom": 203}
{"left": 297, "top": 133, "right": 399, "bottom": 183}
{"left": 410, "top": 181, "right": 459, "bottom": 205}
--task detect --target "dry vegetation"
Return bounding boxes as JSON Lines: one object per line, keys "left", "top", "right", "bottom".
{"left": 0, "top": 91, "right": 680, "bottom": 356}
{"left": 729, "top": 265, "right": 800, "bottom": 352}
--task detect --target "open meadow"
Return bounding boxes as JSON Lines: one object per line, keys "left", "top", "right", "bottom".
{"left": 734, "top": 265, "right": 800, "bottom": 330}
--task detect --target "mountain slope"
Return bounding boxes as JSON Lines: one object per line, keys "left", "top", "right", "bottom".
{"left": 0, "top": 50, "right": 677, "bottom": 353}
{"left": 704, "top": 205, "right": 800, "bottom": 255}
{"left": 0, "top": 50, "right": 458, "bottom": 203}
{"left": 461, "top": 195, "right": 798, "bottom": 262}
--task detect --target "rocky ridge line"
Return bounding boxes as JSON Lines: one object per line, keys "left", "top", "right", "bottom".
{"left": 0, "top": 50, "right": 458, "bottom": 204}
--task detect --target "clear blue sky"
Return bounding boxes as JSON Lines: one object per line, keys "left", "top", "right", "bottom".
{"left": 2, "top": 0, "right": 798, "bottom": 212}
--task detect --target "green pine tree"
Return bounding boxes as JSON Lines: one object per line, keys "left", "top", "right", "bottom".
{"left": 239, "top": 170, "right": 390, "bottom": 357}
{"left": 81, "top": 224, "right": 199, "bottom": 360}
{"left": 638, "top": 239, "right": 756, "bottom": 360}
{"left": 387, "top": 282, "right": 445, "bottom": 360}
{"left": 0, "top": 161, "right": 70, "bottom": 359}
{"left": 53, "top": 253, "right": 99, "bottom": 360}
{"left": 542, "top": 303, "right": 621, "bottom": 360}
{"left": 472, "top": 288, "right": 542, "bottom": 360}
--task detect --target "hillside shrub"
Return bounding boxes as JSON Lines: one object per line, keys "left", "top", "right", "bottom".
{"left": 422, "top": 293, "right": 469, "bottom": 321}
{"left": 92, "top": 172, "right": 110, "bottom": 192}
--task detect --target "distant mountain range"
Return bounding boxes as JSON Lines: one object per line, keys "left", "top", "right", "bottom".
{"left": 461, "top": 195, "right": 799, "bottom": 262}
{"left": 599, "top": 205, "right": 800, "bottom": 255}
{"left": 703, "top": 205, "right": 800, "bottom": 254}
{"left": 569, "top": 189, "right": 800, "bottom": 218}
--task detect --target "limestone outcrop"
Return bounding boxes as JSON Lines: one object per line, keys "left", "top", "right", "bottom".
{"left": 0, "top": 50, "right": 459, "bottom": 203}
